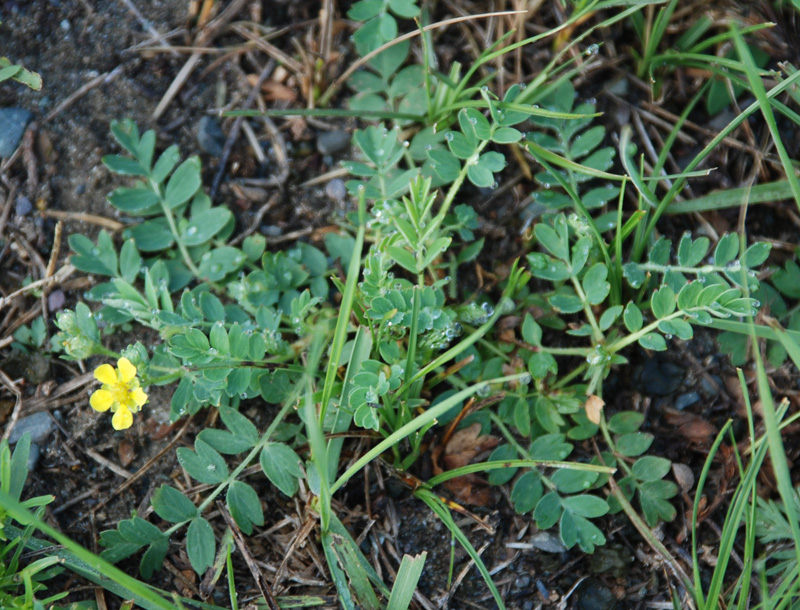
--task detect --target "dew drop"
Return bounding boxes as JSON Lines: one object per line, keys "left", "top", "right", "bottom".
{"left": 186, "top": 226, "right": 198, "bottom": 236}
{"left": 586, "top": 43, "right": 599, "bottom": 56}
{"left": 445, "top": 132, "right": 454, "bottom": 142}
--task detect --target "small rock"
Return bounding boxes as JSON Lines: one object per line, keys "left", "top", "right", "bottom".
{"left": 48, "top": 289, "right": 66, "bottom": 311}
{"left": 9, "top": 412, "right": 55, "bottom": 444}
{"left": 632, "top": 355, "right": 684, "bottom": 396}
{"left": 0, "top": 108, "right": 34, "bottom": 157}
{"left": 576, "top": 578, "right": 617, "bottom": 610}
{"left": 196, "top": 116, "right": 226, "bottom": 156}
{"left": 316, "top": 130, "right": 350, "bottom": 155}
{"left": 515, "top": 574, "right": 531, "bottom": 588}
{"left": 672, "top": 462, "right": 695, "bottom": 492}
{"left": 675, "top": 391, "right": 700, "bottom": 411}
{"left": 15, "top": 195, "right": 32, "bottom": 216}
{"left": 261, "top": 224, "right": 282, "bottom": 237}
{"left": 325, "top": 178, "right": 347, "bottom": 201}
{"left": 27, "top": 442, "right": 41, "bottom": 470}
{"left": 529, "top": 531, "right": 567, "bottom": 553}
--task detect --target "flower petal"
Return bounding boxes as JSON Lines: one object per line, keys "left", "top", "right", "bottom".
{"left": 90, "top": 389, "right": 114, "bottom": 412}
{"left": 112, "top": 407, "right": 133, "bottom": 430}
{"left": 131, "top": 387, "right": 148, "bottom": 409}
{"left": 94, "top": 364, "right": 117, "bottom": 386}
{"left": 117, "top": 357, "right": 137, "bottom": 383}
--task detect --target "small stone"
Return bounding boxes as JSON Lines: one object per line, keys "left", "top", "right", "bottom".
{"left": 48, "top": 289, "right": 65, "bottom": 311}
{"left": 196, "top": 116, "right": 226, "bottom": 157}
{"left": 675, "top": 391, "right": 700, "bottom": 411}
{"left": 325, "top": 178, "right": 347, "bottom": 201}
{"left": 316, "top": 130, "right": 351, "bottom": 155}
{"left": 261, "top": 224, "right": 282, "bottom": 237}
{"left": 632, "top": 355, "right": 684, "bottom": 396}
{"left": 529, "top": 531, "right": 567, "bottom": 553}
{"left": 515, "top": 574, "right": 531, "bottom": 588}
{"left": 27, "top": 442, "right": 41, "bottom": 470}
{"left": 0, "top": 108, "right": 34, "bottom": 157}
{"left": 60, "top": 19, "right": 70, "bottom": 31}
{"left": 576, "top": 578, "right": 617, "bottom": 610}
{"left": 9, "top": 412, "right": 55, "bottom": 444}
{"left": 15, "top": 195, "right": 32, "bottom": 216}
{"left": 672, "top": 462, "right": 695, "bottom": 492}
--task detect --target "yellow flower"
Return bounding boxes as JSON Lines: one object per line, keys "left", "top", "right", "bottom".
{"left": 90, "top": 357, "right": 147, "bottom": 430}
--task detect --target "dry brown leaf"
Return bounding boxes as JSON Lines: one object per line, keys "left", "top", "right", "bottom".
{"left": 118, "top": 438, "right": 136, "bottom": 468}
{"left": 443, "top": 422, "right": 499, "bottom": 470}
{"left": 585, "top": 394, "right": 604, "bottom": 425}
{"left": 662, "top": 408, "right": 716, "bottom": 445}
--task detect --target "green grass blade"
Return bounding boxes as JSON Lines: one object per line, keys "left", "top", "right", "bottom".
{"left": 415, "top": 488, "right": 505, "bottom": 609}
{"left": 387, "top": 553, "right": 427, "bottom": 610}
{"left": 731, "top": 25, "right": 800, "bottom": 211}
{"left": 667, "top": 180, "right": 794, "bottom": 214}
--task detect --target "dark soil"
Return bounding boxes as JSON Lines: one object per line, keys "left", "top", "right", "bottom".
{"left": 2, "top": 1, "right": 800, "bottom": 609}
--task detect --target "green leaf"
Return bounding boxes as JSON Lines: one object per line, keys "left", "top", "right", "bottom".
{"left": 535, "top": 220, "right": 568, "bottom": 261}
{"left": 260, "top": 443, "right": 303, "bottom": 497}
{"left": 152, "top": 145, "right": 181, "bottom": 184}
{"left": 528, "top": 352, "right": 557, "bottom": 380}
{"left": 128, "top": 219, "right": 174, "bottom": 251}
{"left": 569, "top": 125, "right": 605, "bottom": 159}
{"left": 560, "top": 510, "right": 606, "bottom": 552}
{"left": 348, "top": 0, "right": 383, "bottom": 20}
{"left": 446, "top": 131, "right": 475, "bottom": 159}
{"left": 714, "top": 234, "right": 739, "bottom": 267}
{"left": 176, "top": 439, "right": 229, "bottom": 484}
{"left": 181, "top": 208, "right": 233, "bottom": 246}
{"left": 491, "top": 127, "right": 523, "bottom": 144}
{"left": 623, "top": 263, "right": 646, "bottom": 288}
{"left": 582, "top": 264, "right": 610, "bottom": 305}
{"left": 119, "top": 239, "right": 141, "bottom": 283}
{"left": 227, "top": 480, "right": 264, "bottom": 535}
{"left": 638, "top": 333, "right": 667, "bottom": 351}
{"left": 561, "top": 494, "right": 609, "bottom": 518}
{"left": 632, "top": 456, "right": 672, "bottom": 482}
{"left": 198, "top": 247, "right": 246, "bottom": 281}
{"left": 186, "top": 517, "right": 215, "bottom": 575}
{"left": 549, "top": 292, "right": 583, "bottom": 314}
{"left": 151, "top": 485, "right": 197, "bottom": 523}
{"left": 164, "top": 156, "right": 202, "bottom": 208}
{"left": 428, "top": 148, "right": 461, "bottom": 182}
{"left": 651, "top": 285, "right": 676, "bottom": 318}
{"left": 388, "top": 0, "right": 420, "bottom": 18}
{"left": 219, "top": 406, "right": 259, "bottom": 446}
{"left": 599, "top": 305, "right": 622, "bottom": 331}
{"left": 608, "top": 411, "right": 643, "bottom": 434}
{"left": 108, "top": 187, "right": 160, "bottom": 213}
{"left": 551, "top": 468, "right": 598, "bottom": 494}
{"left": 140, "top": 538, "right": 169, "bottom": 580}
{"left": 534, "top": 491, "right": 562, "bottom": 530}
{"left": 743, "top": 242, "right": 770, "bottom": 267}
{"left": 529, "top": 434, "right": 572, "bottom": 461}
{"left": 386, "top": 246, "right": 418, "bottom": 274}
{"left": 677, "top": 233, "right": 709, "bottom": 267}
{"left": 522, "top": 314, "right": 542, "bottom": 345}
{"left": 511, "top": 471, "right": 543, "bottom": 514}
{"left": 638, "top": 480, "right": 678, "bottom": 526}
{"left": 616, "top": 432, "right": 654, "bottom": 457}
{"left": 103, "top": 155, "right": 148, "bottom": 176}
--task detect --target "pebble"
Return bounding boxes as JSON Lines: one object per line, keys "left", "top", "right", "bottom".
{"left": 48, "top": 289, "right": 66, "bottom": 311}
{"left": 0, "top": 108, "right": 33, "bottom": 157}
{"left": 632, "top": 355, "right": 684, "bottom": 396}
{"left": 9, "top": 412, "right": 55, "bottom": 445}
{"left": 675, "top": 391, "right": 700, "bottom": 411}
{"left": 196, "top": 116, "right": 226, "bottom": 156}
{"left": 576, "top": 578, "right": 617, "bottom": 610}
{"left": 529, "top": 531, "right": 567, "bottom": 553}
{"left": 28, "top": 443, "right": 41, "bottom": 470}
{"left": 316, "top": 130, "right": 350, "bottom": 155}
{"left": 15, "top": 195, "right": 32, "bottom": 216}
{"left": 325, "top": 178, "right": 347, "bottom": 201}
{"left": 515, "top": 574, "right": 531, "bottom": 588}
